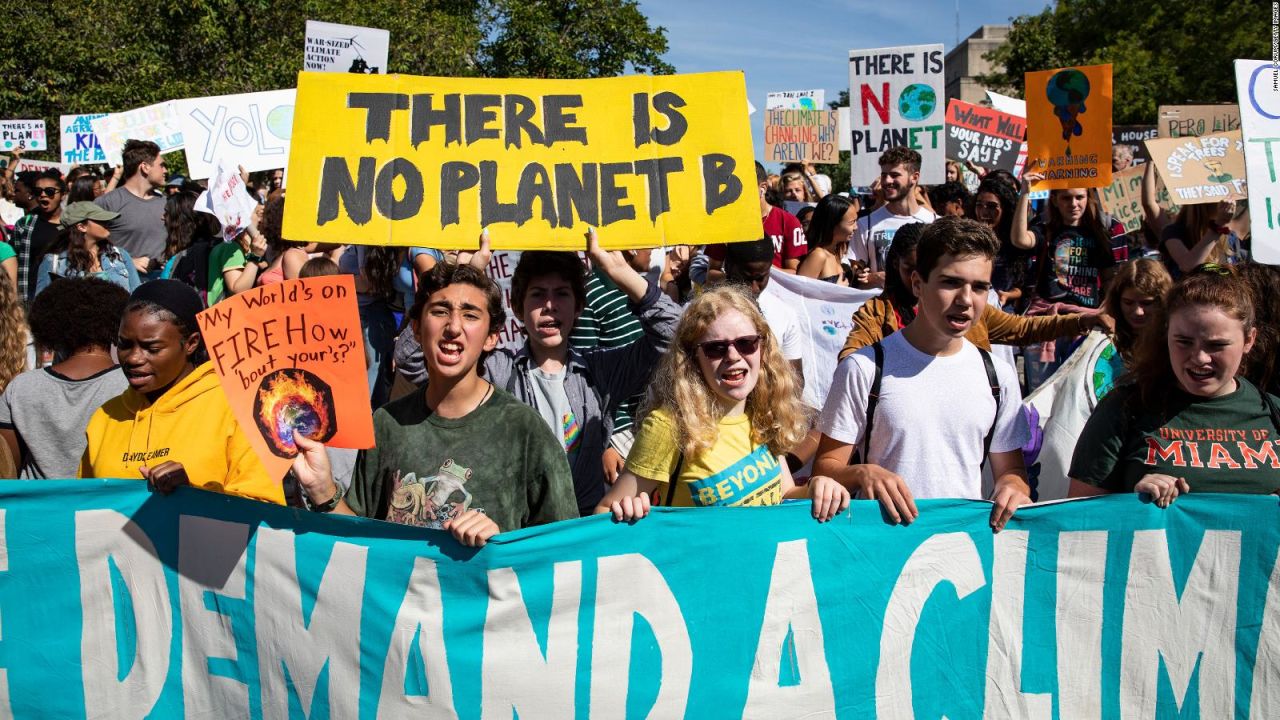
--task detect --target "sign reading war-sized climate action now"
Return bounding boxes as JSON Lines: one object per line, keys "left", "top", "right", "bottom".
{"left": 848, "top": 44, "right": 946, "bottom": 185}
{"left": 1145, "top": 130, "right": 1248, "bottom": 205}
{"left": 196, "top": 275, "right": 373, "bottom": 480}
{"left": 1024, "top": 63, "right": 1113, "bottom": 190}
{"left": 764, "top": 108, "right": 838, "bottom": 163}
{"left": 943, "top": 99, "right": 1025, "bottom": 173}
{"left": 8, "top": 485, "right": 1280, "bottom": 717}
{"left": 1236, "top": 59, "right": 1280, "bottom": 265}
{"left": 282, "top": 71, "right": 760, "bottom": 250}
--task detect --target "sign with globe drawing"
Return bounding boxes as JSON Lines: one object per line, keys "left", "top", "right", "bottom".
{"left": 176, "top": 88, "right": 296, "bottom": 180}
{"left": 1024, "top": 63, "right": 1113, "bottom": 190}
{"left": 848, "top": 44, "right": 945, "bottom": 186}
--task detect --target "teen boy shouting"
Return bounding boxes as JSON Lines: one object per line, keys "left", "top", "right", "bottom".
{"left": 814, "top": 216, "right": 1032, "bottom": 531}
{"left": 292, "top": 262, "right": 577, "bottom": 547}
{"left": 396, "top": 229, "right": 681, "bottom": 516}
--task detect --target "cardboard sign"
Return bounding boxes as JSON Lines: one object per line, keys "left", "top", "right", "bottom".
{"left": 10, "top": 157, "right": 71, "bottom": 175}
{"left": 91, "top": 102, "right": 184, "bottom": 165}
{"left": 848, "top": 44, "right": 946, "bottom": 185}
{"left": 1097, "top": 165, "right": 1147, "bottom": 234}
{"left": 1112, "top": 125, "right": 1157, "bottom": 163}
{"left": 1024, "top": 63, "right": 1113, "bottom": 189}
{"left": 765, "top": 89, "right": 825, "bottom": 110}
{"left": 175, "top": 89, "right": 295, "bottom": 179}
{"left": 59, "top": 114, "right": 108, "bottom": 164}
{"left": 1097, "top": 164, "right": 1181, "bottom": 234}
{"left": 197, "top": 275, "right": 374, "bottom": 480}
{"left": 1237, "top": 60, "right": 1280, "bottom": 264}
{"left": 1157, "top": 104, "right": 1241, "bottom": 138}
{"left": 0, "top": 120, "right": 46, "bottom": 151}
{"left": 1145, "top": 130, "right": 1247, "bottom": 205}
{"left": 304, "top": 20, "right": 390, "bottom": 74}
{"left": 944, "top": 99, "right": 1025, "bottom": 173}
{"left": 764, "top": 109, "right": 838, "bottom": 163}
{"left": 282, "top": 71, "right": 759, "bottom": 250}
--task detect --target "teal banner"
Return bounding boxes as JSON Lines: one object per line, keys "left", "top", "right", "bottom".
{"left": 0, "top": 481, "right": 1277, "bottom": 718}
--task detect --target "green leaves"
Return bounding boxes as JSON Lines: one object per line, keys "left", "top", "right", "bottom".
{"left": 0, "top": 0, "right": 672, "bottom": 163}
{"left": 976, "top": 0, "right": 1269, "bottom": 124}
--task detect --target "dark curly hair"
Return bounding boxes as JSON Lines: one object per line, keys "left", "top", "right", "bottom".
{"left": 410, "top": 262, "right": 506, "bottom": 335}
{"left": 511, "top": 251, "right": 586, "bottom": 316}
{"left": 28, "top": 277, "right": 129, "bottom": 356}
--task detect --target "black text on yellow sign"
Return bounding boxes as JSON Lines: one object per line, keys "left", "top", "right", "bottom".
{"left": 283, "top": 72, "right": 760, "bottom": 250}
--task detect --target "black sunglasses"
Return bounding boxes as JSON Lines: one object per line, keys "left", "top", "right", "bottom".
{"left": 34, "top": 187, "right": 61, "bottom": 198}
{"left": 694, "top": 334, "right": 761, "bottom": 360}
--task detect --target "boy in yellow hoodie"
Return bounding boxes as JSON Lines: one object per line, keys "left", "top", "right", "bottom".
{"left": 79, "top": 280, "right": 283, "bottom": 505}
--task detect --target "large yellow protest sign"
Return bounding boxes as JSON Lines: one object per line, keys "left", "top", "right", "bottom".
{"left": 282, "top": 71, "right": 760, "bottom": 250}
{"left": 1024, "top": 64, "right": 1113, "bottom": 190}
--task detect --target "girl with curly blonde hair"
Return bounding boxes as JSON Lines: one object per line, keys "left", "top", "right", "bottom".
{"left": 0, "top": 271, "right": 28, "bottom": 394}
{"left": 596, "top": 285, "right": 848, "bottom": 521}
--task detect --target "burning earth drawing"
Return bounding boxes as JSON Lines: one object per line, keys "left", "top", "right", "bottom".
{"left": 252, "top": 368, "right": 337, "bottom": 458}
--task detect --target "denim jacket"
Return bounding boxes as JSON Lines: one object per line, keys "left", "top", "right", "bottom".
{"left": 395, "top": 281, "right": 681, "bottom": 515}
{"left": 35, "top": 246, "right": 142, "bottom": 296}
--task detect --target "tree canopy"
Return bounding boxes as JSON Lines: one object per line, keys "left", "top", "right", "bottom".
{"left": 0, "top": 0, "right": 673, "bottom": 163}
{"left": 978, "top": 0, "right": 1268, "bottom": 124}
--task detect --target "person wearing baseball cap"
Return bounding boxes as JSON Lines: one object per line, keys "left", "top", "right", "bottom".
{"left": 33, "top": 201, "right": 140, "bottom": 297}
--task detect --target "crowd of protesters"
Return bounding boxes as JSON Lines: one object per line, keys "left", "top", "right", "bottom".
{"left": 0, "top": 135, "right": 1276, "bottom": 547}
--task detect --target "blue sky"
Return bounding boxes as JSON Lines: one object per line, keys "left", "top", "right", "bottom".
{"left": 638, "top": 0, "right": 1053, "bottom": 165}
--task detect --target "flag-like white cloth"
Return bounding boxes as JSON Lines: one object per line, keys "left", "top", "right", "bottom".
{"left": 196, "top": 158, "right": 260, "bottom": 242}
{"left": 764, "top": 269, "right": 880, "bottom": 409}
{"left": 986, "top": 90, "right": 1027, "bottom": 118}
{"left": 1021, "top": 330, "right": 1121, "bottom": 501}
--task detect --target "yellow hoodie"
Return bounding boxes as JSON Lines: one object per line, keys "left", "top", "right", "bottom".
{"left": 79, "top": 362, "right": 284, "bottom": 505}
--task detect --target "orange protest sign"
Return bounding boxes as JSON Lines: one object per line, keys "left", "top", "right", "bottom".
{"left": 196, "top": 275, "right": 374, "bottom": 479}
{"left": 1025, "top": 63, "right": 1113, "bottom": 190}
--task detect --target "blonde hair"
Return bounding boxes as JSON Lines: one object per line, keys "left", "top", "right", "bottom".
{"left": 778, "top": 171, "right": 814, "bottom": 201}
{"left": 647, "top": 285, "right": 808, "bottom": 458}
{"left": 0, "top": 272, "right": 27, "bottom": 393}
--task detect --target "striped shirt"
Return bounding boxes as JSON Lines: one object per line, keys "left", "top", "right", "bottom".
{"left": 569, "top": 267, "right": 645, "bottom": 433}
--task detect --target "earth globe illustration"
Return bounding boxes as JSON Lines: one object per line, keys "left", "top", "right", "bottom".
{"left": 898, "top": 83, "right": 937, "bottom": 121}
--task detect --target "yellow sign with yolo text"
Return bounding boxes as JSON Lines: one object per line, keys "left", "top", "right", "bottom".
{"left": 282, "top": 71, "right": 760, "bottom": 250}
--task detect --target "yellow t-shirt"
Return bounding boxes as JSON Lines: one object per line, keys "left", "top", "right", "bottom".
{"left": 625, "top": 409, "right": 783, "bottom": 507}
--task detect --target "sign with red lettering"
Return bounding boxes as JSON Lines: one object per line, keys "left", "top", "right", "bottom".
{"left": 197, "top": 275, "right": 374, "bottom": 479}
{"left": 944, "top": 99, "right": 1025, "bottom": 173}
{"left": 847, "top": 44, "right": 946, "bottom": 185}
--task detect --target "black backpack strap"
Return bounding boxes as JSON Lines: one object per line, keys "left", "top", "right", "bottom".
{"left": 854, "top": 341, "right": 885, "bottom": 465}
{"left": 662, "top": 452, "right": 684, "bottom": 506}
{"left": 978, "top": 348, "right": 1001, "bottom": 469}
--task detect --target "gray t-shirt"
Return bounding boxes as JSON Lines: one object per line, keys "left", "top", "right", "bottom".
{"left": 96, "top": 187, "right": 166, "bottom": 260}
{"left": 817, "top": 331, "right": 1029, "bottom": 500}
{"left": 528, "top": 367, "right": 581, "bottom": 463}
{"left": 0, "top": 365, "right": 128, "bottom": 479}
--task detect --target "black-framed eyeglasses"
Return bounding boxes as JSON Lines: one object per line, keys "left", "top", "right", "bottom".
{"left": 694, "top": 335, "right": 761, "bottom": 360}
{"left": 34, "top": 187, "right": 61, "bottom": 198}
